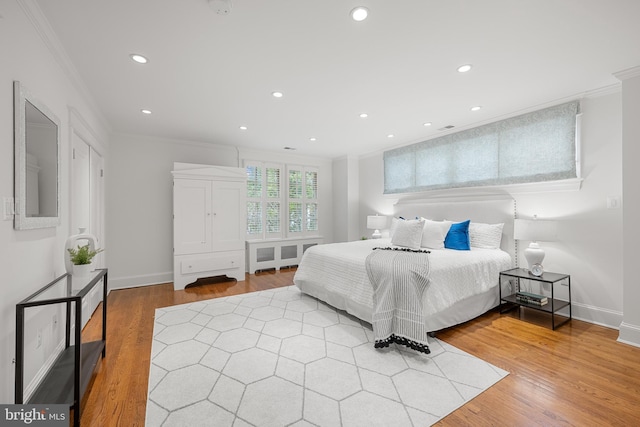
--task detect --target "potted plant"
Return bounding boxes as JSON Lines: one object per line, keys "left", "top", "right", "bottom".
{"left": 67, "top": 244, "right": 103, "bottom": 276}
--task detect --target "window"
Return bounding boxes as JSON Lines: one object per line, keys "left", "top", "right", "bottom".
{"left": 245, "top": 161, "right": 319, "bottom": 239}
{"left": 245, "top": 162, "right": 283, "bottom": 239}
{"left": 384, "top": 101, "right": 580, "bottom": 194}
{"left": 287, "top": 165, "right": 319, "bottom": 236}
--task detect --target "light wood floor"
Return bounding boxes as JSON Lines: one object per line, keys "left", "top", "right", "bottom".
{"left": 79, "top": 269, "right": 640, "bottom": 426}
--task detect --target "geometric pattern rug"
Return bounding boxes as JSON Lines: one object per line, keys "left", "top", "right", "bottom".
{"left": 145, "top": 286, "right": 508, "bottom": 426}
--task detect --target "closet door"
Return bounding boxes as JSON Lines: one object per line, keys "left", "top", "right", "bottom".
{"left": 174, "top": 179, "right": 213, "bottom": 255}
{"left": 71, "top": 133, "right": 105, "bottom": 327}
{"left": 89, "top": 147, "right": 104, "bottom": 268}
{"left": 71, "top": 135, "right": 91, "bottom": 235}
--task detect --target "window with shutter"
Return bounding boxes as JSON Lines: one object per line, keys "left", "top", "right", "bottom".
{"left": 244, "top": 161, "right": 319, "bottom": 239}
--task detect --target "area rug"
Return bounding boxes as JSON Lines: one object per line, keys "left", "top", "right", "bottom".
{"left": 146, "top": 286, "right": 507, "bottom": 426}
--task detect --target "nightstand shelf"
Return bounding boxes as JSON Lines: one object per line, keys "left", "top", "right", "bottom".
{"left": 499, "top": 268, "right": 571, "bottom": 329}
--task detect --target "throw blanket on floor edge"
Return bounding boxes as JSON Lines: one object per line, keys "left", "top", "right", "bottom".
{"left": 365, "top": 247, "right": 431, "bottom": 354}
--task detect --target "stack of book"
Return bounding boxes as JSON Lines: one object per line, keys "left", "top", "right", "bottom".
{"left": 516, "top": 291, "right": 548, "bottom": 306}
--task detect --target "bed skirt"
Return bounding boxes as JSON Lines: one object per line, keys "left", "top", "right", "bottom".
{"left": 295, "top": 279, "right": 499, "bottom": 333}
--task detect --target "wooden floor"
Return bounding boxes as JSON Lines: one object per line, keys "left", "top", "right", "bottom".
{"left": 79, "top": 269, "right": 640, "bottom": 426}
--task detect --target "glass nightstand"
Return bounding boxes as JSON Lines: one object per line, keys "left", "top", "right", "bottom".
{"left": 499, "top": 267, "right": 571, "bottom": 330}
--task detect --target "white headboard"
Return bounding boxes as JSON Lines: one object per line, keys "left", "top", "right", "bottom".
{"left": 393, "top": 194, "right": 516, "bottom": 265}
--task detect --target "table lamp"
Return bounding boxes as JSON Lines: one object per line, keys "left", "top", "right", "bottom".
{"left": 367, "top": 215, "right": 388, "bottom": 239}
{"left": 514, "top": 215, "right": 558, "bottom": 276}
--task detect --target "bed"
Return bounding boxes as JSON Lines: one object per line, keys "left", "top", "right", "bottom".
{"left": 294, "top": 195, "right": 516, "bottom": 336}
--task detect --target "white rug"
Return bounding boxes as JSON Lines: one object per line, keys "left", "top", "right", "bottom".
{"left": 146, "top": 286, "right": 507, "bottom": 426}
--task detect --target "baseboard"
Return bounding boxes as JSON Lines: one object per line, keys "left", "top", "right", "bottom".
{"left": 570, "top": 301, "right": 622, "bottom": 330}
{"left": 109, "top": 271, "right": 173, "bottom": 290}
{"left": 24, "top": 340, "right": 65, "bottom": 402}
{"left": 618, "top": 322, "right": 640, "bottom": 348}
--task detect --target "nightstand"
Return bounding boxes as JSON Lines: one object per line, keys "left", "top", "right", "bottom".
{"left": 499, "top": 268, "right": 571, "bottom": 330}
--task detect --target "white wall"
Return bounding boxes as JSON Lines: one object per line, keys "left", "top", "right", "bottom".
{"left": 618, "top": 67, "right": 640, "bottom": 346}
{"left": 332, "top": 156, "right": 360, "bottom": 242}
{"left": 358, "top": 91, "right": 626, "bottom": 330}
{"left": 107, "top": 136, "right": 333, "bottom": 289}
{"left": 0, "top": 0, "right": 109, "bottom": 403}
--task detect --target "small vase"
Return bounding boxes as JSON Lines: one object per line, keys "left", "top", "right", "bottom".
{"left": 73, "top": 263, "right": 92, "bottom": 277}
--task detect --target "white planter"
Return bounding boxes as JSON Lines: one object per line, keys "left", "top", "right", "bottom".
{"left": 65, "top": 227, "right": 98, "bottom": 274}
{"left": 72, "top": 264, "right": 92, "bottom": 277}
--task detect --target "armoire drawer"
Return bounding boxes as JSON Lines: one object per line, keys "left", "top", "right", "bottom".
{"left": 180, "top": 252, "right": 243, "bottom": 274}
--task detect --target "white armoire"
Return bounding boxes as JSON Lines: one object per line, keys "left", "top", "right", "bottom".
{"left": 172, "top": 163, "right": 247, "bottom": 290}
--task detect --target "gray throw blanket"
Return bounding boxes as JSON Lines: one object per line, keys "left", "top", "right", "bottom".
{"left": 365, "top": 247, "right": 431, "bottom": 354}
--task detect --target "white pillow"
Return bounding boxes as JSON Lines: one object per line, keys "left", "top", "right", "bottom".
{"left": 391, "top": 219, "right": 424, "bottom": 250}
{"left": 469, "top": 222, "right": 504, "bottom": 249}
{"left": 420, "top": 218, "right": 452, "bottom": 249}
{"left": 389, "top": 217, "right": 400, "bottom": 239}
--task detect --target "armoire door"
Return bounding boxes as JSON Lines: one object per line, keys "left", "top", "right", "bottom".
{"left": 212, "top": 180, "right": 245, "bottom": 251}
{"left": 174, "top": 179, "right": 213, "bottom": 255}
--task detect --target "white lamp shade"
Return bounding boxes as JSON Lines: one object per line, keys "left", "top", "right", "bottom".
{"left": 367, "top": 215, "right": 387, "bottom": 239}
{"left": 514, "top": 217, "right": 558, "bottom": 271}
{"left": 367, "top": 215, "right": 388, "bottom": 230}
{"left": 514, "top": 218, "right": 558, "bottom": 242}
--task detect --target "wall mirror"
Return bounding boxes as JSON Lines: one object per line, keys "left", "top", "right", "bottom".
{"left": 14, "top": 81, "right": 61, "bottom": 230}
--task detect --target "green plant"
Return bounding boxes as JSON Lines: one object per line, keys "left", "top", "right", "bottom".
{"left": 67, "top": 244, "right": 103, "bottom": 265}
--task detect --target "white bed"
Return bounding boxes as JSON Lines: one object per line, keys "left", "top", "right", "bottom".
{"left": 294, "top": 195, "right": 516, "bottom": 333}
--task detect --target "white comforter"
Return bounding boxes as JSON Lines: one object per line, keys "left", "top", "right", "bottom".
{"left": 293, "top": 238, "right": 511, "bottom": 329}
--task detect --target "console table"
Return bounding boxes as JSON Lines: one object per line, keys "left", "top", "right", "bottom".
{"left": 15, "top": 269, "right": 108, "bottom": 427}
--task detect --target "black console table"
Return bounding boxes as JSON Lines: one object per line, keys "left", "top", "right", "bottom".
{"left": 15, "top": 269, "right": 107, "bottom": 427}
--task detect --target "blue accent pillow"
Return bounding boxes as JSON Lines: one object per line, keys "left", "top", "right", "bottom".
{"left": 444, "top": 220, "right": 471, "bottom": 250}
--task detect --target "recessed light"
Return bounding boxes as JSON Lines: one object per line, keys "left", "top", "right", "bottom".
{"left": 272, "top": 91, "right": 284, "bottom": 98}
{"left": 359, "top": 113, "right": 368, "bottom": 118}
{"left": 351, "top": 6, "right": 369, "bottom": 21}
{"left": 239, "top": 126, "right": 248, "bottom": 130}
{"left": 130, "top": 54, "right": 148, "bottom": 64}
{"left": 141, "top": 109, "right": 152, "bottom": 115}
{"left": 457, "top": 64, "right": 472, "bottom": 73}
{"left": 423, "top": 122, "right": 432, "bottom": 127}
{"left": 387, "top": 134, "right": 395, "bottom": 138}
{"left": 309, "top": 137, "right": 317, "bottom": 142}
{"left": 470, "top": 106, "right": 482, "bottom": 111}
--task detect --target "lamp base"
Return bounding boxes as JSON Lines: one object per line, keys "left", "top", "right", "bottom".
{"left": 524, "top": 242, "right": 545, "bottom": 271}
{"left": 371, "top": 229, "right": 382, "bottom": 239}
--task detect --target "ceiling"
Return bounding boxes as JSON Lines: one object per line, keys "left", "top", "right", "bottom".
{"left": 35, "top": 0, "right": 640, "bottom": 159}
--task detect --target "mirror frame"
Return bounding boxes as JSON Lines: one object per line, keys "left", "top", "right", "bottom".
{"left": 14, "top": 81, "right": 61, "bottom": 230}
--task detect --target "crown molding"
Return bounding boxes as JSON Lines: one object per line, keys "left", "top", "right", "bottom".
{"left": 613, "top": 65, "right": 640, "bottom": 81}
{"left": 18, "top": 0, "right": 112, "bottom": 134}
{"left": 582, "top": 83, "right": 621, "bottom": 98}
